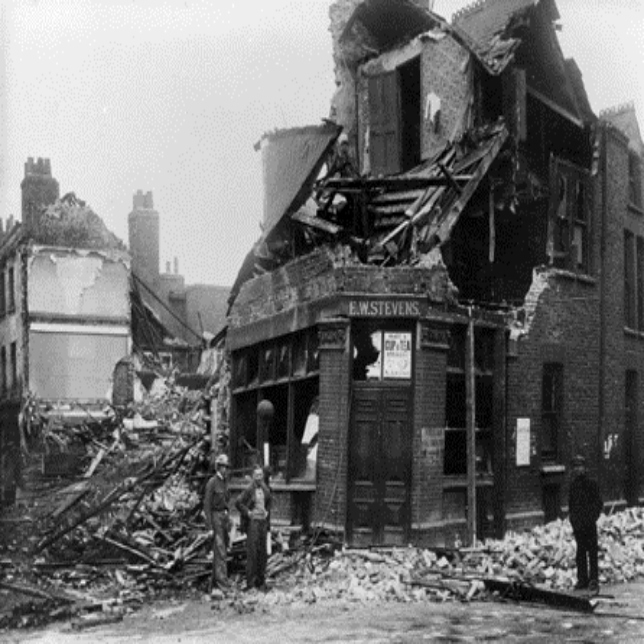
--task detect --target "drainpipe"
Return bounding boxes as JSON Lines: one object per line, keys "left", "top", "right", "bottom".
{"left": 598, "top": 124, "right": 607, "bottom": 479}
{"left": 466, "top": 307, "right": 477, "bottom": 546}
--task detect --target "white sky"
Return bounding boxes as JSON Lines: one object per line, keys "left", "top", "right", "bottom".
{"left": 1, "top": 0, "right": 643, "bottom": 287}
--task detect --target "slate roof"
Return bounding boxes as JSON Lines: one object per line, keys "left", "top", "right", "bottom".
{"left": 600, "top": 103, "right": 644, "bottom": 155}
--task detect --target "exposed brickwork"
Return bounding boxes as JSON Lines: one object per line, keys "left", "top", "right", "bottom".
{"left": 411, "top": 321, "right": 448, "bottom": 534}
{"left": 313, "top": 319, "right": 350, "bottom": 534}
{"left": 229, "top": 246, "right": 453, "bottom": 330}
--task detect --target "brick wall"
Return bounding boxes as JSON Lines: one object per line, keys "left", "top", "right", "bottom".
{"left": 356, "top": 33, "right": 470, "bottom": 172}
{"left": 229, "top": 246, "right": 452, "bottom": 331}
{"left": 410, "top": 322, "right": 448, "bottom": 544}
{"left": 314, "top": 319, "right": 351, "bottom": 535}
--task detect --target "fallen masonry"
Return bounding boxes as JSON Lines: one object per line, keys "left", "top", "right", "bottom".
{"left": 3, "top": 371, "right": 644, "bottom": 628}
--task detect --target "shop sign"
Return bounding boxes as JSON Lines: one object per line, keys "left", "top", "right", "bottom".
{"left": 348, "top": 298, "right": 422, "bottom": 317}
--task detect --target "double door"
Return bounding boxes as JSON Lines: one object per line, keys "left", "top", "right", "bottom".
{"left": 347, "top": 385, "right": 412, "bottom": 546}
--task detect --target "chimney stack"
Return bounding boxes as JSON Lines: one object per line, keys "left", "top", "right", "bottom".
{"left": 128, "top": 190, "right": 160, "bottom": 289}
{"left": 21, "top": 157, "right": 59, "bottom": 233}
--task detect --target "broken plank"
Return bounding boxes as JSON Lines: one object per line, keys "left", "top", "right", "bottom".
{"left": 483, "top": 578, "right": 595, "bottom": 613}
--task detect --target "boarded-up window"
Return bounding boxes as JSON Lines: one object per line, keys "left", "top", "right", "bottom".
{"left": 368, "top": 72, "right": 401, "bottom": 176}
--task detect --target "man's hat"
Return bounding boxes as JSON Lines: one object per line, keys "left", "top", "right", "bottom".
{"left": 572, "top": 454, "right": 586, "bottom": 466}
{"left": 215, "top": 454, "right": 230, "bottom": 467}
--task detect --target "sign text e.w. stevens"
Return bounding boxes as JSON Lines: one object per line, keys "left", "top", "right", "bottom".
{"left": 348, "top": 299, "right": 421, "bottom": 317}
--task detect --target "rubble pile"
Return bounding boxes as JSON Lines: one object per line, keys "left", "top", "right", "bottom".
{"left": 3, "top": 373, "right": 216, "bottom": 607}
{"left": 460, "top": 508, "right": 644, "bottom": 589}
{"left": 237, "top": 507, "right": 644, "bottom": 610}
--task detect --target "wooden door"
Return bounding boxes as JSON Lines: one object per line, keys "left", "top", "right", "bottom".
{"left": 348, "top": 385, "right": 412, "bottom": 546}
{"left": 368, "top": 72, "right": 401, "bottom": 176}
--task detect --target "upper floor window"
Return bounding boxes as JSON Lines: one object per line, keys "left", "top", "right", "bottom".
{"left": 552, "top": 162, "right": 591, "bottom": 274}
{"left": 7, "top": 267, "right": 15, "bottom": 313}
{"left": 629, "top": 151, "right": 642, "bottom": 209}
{"left": 625, "top": 230, "right": 636, "bottom": 328}
{"left": 542, "top": 362, "right": 563, "bottom": 462}
{"left": 10, "top": 342, "right": 17, "bottom": 391}
{"left": 624, "top": 231, "right": 644, "bottom": 331}
{"left": 0, "top": 269, "right": 5, "bottom": 317}
{"left": 0, "top": 347, "right": 6, "bottom": 394}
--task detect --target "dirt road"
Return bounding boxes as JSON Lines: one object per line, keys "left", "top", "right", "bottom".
{"left": 5, "top": 582, "right": 644, "bottom": 644}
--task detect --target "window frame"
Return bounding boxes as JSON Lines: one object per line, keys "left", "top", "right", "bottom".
{"left": 230, "top": 327, "right": 319, "bottom": 481}
{"left": 541, "top": 362, "right": 563, "bottom": 462}
{"left": 551, "top": 160, "right": 591, "bottom": 274}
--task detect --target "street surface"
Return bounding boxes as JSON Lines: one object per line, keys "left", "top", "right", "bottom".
{"left": 5, "top": 582, "right": 644, "bottom": 643}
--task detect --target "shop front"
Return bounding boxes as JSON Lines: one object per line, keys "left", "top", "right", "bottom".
{"left": 226, "top": 252, "right": 506, "bottom": 546}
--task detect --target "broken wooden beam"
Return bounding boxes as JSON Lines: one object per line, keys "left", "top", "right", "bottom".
{"left": 483, "top": 578, "right": 596, "bottom": 613}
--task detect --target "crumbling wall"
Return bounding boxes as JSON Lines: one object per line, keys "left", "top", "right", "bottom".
{"left": 505, "top": 267, "right": 601, "bottom": 530}
{"left": 228, "top": 245, "right": 456, "bottom": 330}
{"left": 27, "top": 247, "right": 131, "bottom": 402}
{"left": 328, "top": 0, "right": 368, "bottom": 137}
{"left": 355, "top": 30, "right": 471, "bottom": 173}
{"left": 28, "top": 248, "right": 130, "bottom": 319}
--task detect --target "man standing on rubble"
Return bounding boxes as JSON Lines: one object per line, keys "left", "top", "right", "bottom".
{"left": 204, "top": 453, "right": 232, "bottom": 594}
{"left": 236, "top": 464, "right": 271, "bottom": 591}
{"left": 568, "top": 454, "right": 603, "bottom": 593}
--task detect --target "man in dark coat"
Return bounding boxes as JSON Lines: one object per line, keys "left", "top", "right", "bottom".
{"left": 236, "top": 464, "right": 272, "bottom": 591}
{"left": 203, "top": 453, "right": 232, "bottom": 593}
{"left": 568, "top": 454, "right": 603, "bottom": 593}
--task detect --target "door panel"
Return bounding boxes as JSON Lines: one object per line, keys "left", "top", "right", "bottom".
{"left": 368, "top": 72, "right": 401, "bottom": 176}
{"left": 348, "top": 386, "right": 411, "bottom": 546}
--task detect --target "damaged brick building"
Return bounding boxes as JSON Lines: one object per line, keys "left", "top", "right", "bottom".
{"left": 0, "top": 159, "right": 131, "bottom": 505}
{"left": 223, "top": 0, "right": 644, "bottom": 548}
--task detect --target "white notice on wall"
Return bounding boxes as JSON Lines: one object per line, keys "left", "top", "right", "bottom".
{"left": 383, "top": 332, "right": 412, "bottom": 379}
{"left": 516, "top": 418, "right": 531, "bottom": 466}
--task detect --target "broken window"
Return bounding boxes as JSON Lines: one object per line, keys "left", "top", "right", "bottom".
{"left": 541, "top": 363, "right": 563, "bottom": 462}
{"left": 231, "top": 328, "right": 319, "bottom": 481}
{"left": 7, "top": 268, "right": 14, "bottom": 313}
{"left": 444, "top": 327, "right": 494, "bottom": 476}
{"left": 629, "top": 151, "right": 642, "bottom": 209}
{"left": 552, "top": 161, "right": 590, "bottom": 273}
{"left": 625, "top": 230, "right": 636, "bottom": 329}
{"left": 352, "top": 323, "right": 412, "bottom": 382}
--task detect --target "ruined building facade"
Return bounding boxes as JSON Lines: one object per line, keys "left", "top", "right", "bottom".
{"left": 0, "top": 159, "right": 131, "bottom": 504}
{"left": 128, "top": 190, "right": 230, "bottom": 368}
{"left": 223, "top": 0, "right": 644, "bottom": 547}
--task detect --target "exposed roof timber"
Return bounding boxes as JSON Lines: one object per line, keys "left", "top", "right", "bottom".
{"left": 259, "top": 122, "right": 343, "bottom": 244}
{"left": 425, "top": 125, "right": 509, "bottom": 246}
{"left": 323, "top": 175, "right": 473, "bottom": 191}
{"left": 527, "top": 86, "right": 584, "bottom": 129}
{"left": 292, "top": 209, "right": 342, "bottom": 236}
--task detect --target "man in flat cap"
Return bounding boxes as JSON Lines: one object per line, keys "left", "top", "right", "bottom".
{"left": 204, "top": 453, "right": 232, "bottom": 593}
{"left": 568, "top": 454, "right": 603, "bottom": 593}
